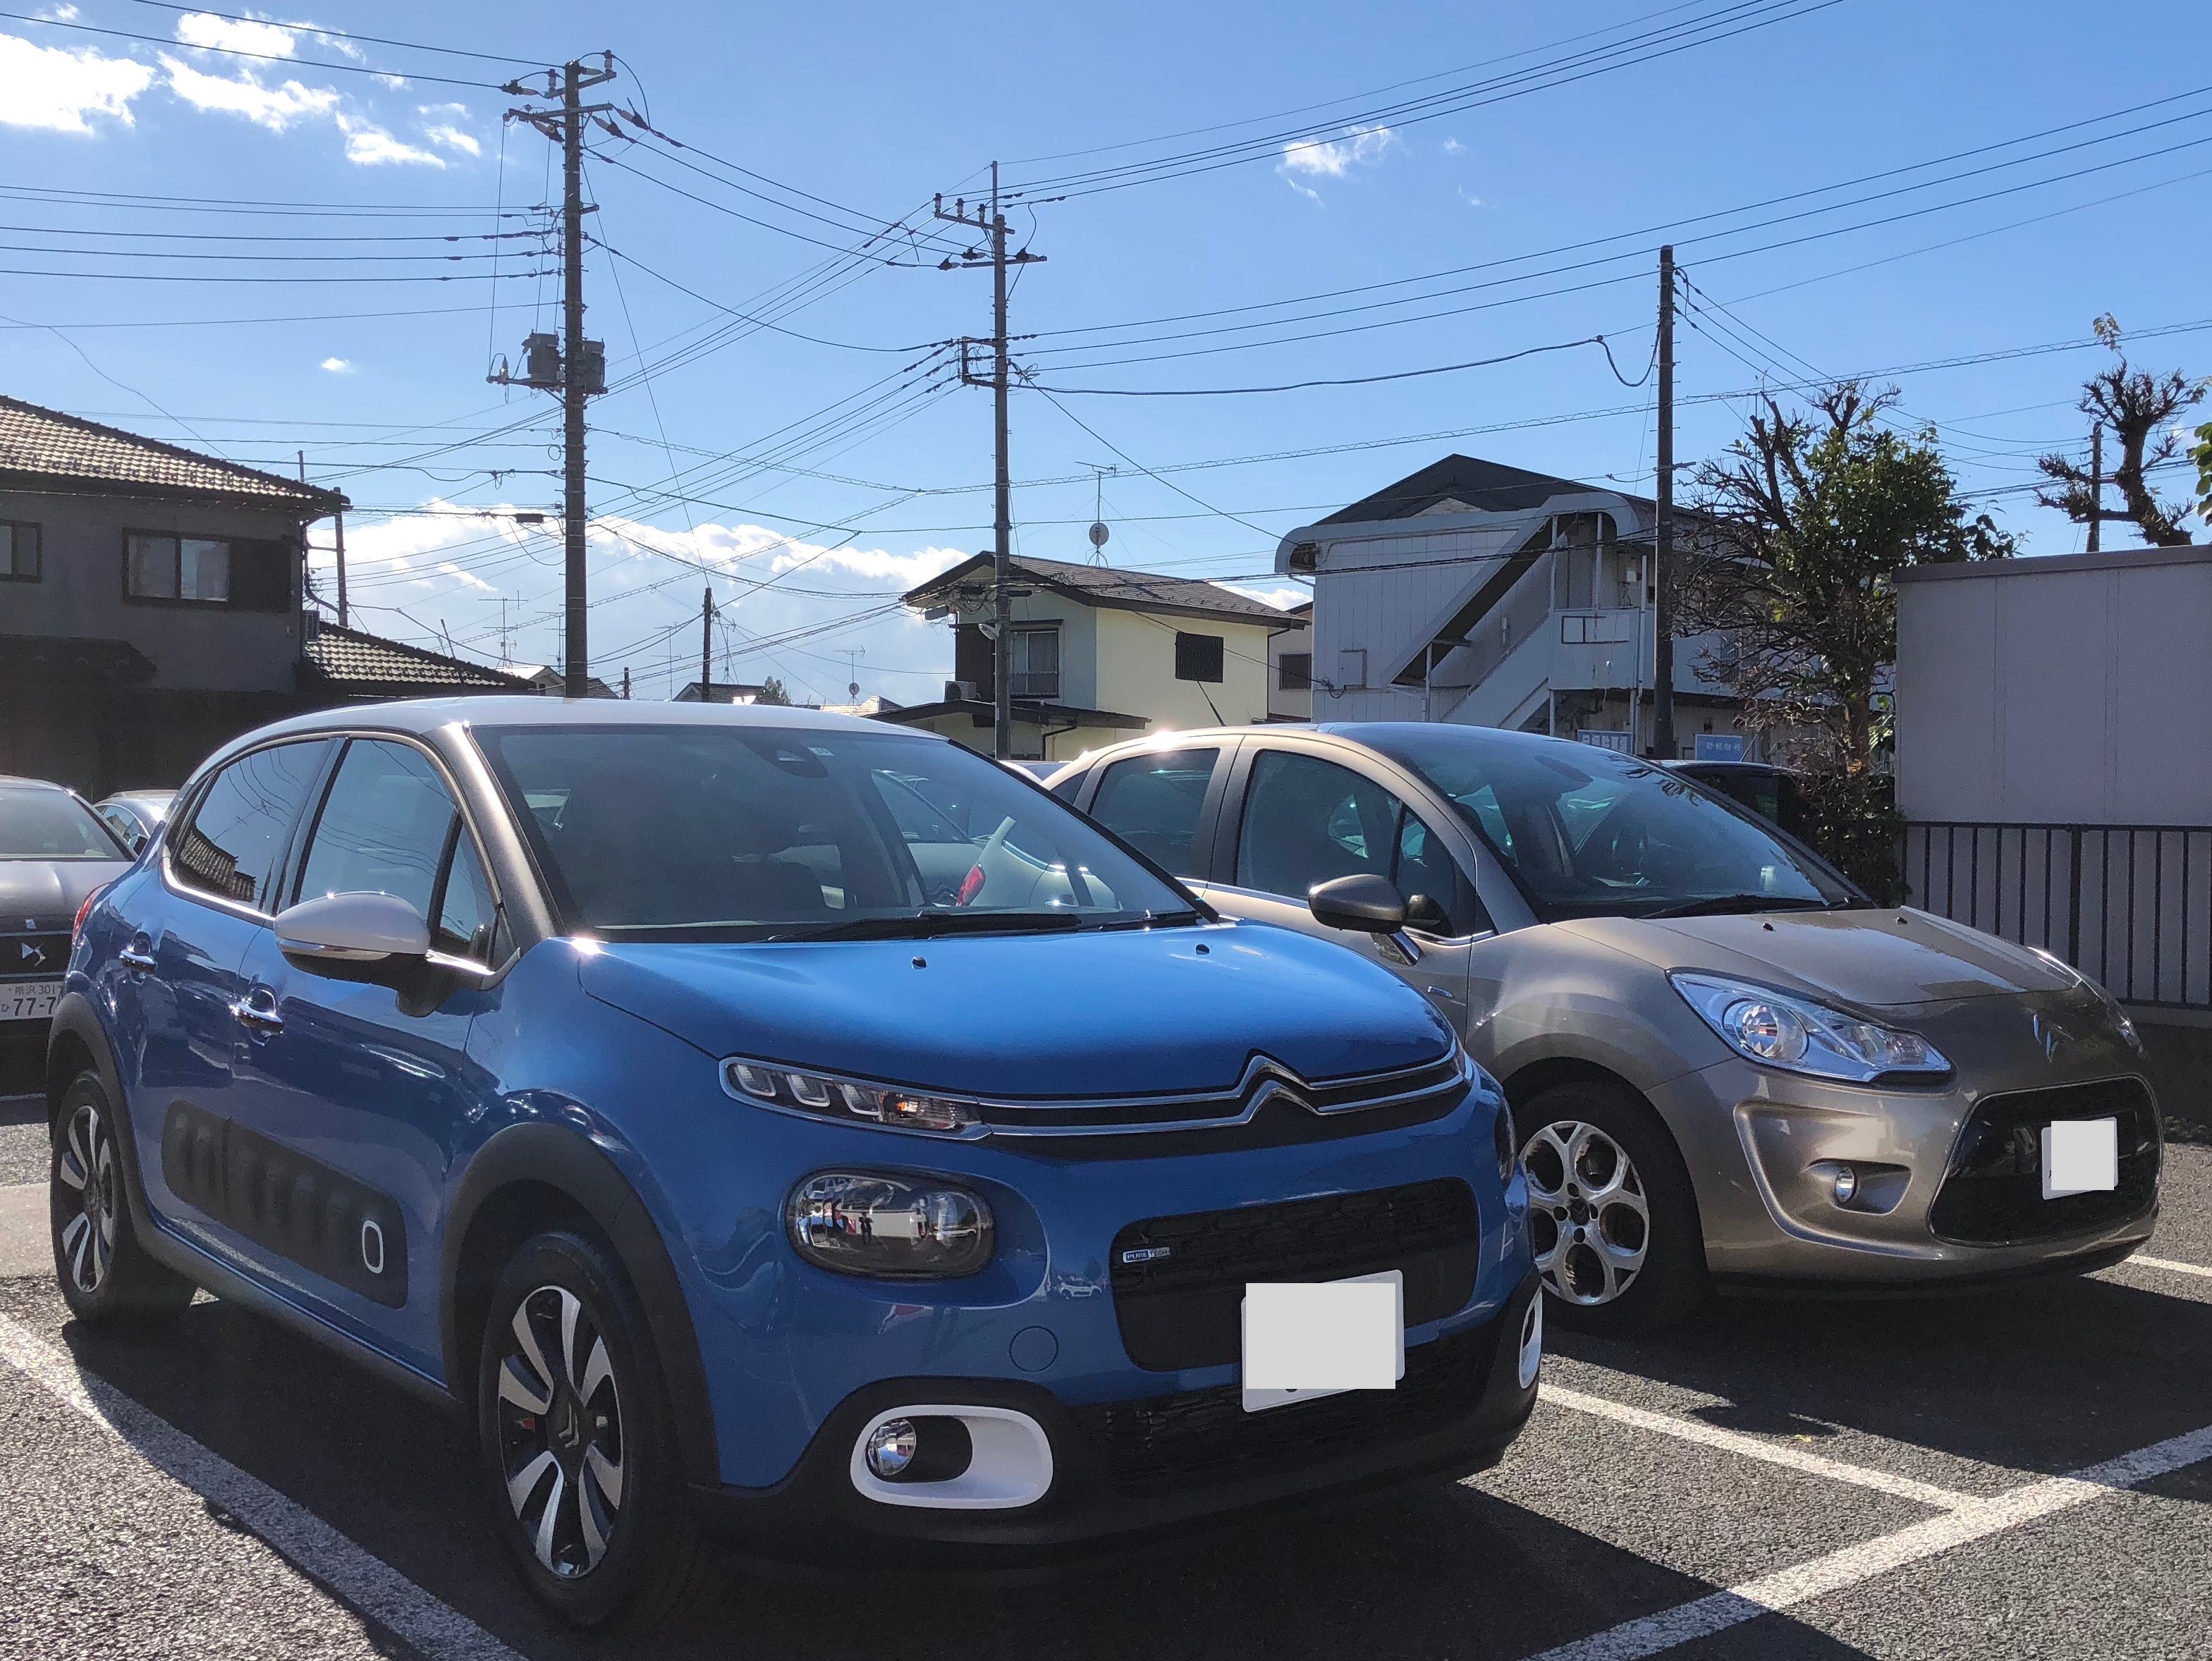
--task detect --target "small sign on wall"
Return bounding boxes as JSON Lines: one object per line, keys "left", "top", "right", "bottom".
{"left": 1694, "top": 733, "right": 1746, "bottom": 761}
{"left": 1577, "top": 728, "right": 1632, "bottom": 754}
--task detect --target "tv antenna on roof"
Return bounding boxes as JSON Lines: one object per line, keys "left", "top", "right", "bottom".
{"left": 1087, "top": 465, "right": 1117, "bottom": 565}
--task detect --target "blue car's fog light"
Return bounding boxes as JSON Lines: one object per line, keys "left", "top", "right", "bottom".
{"left": 865, "top": 1418, "right": 917, "bottom": 1478}
{"left": 723, "top": 1057, "right": 983, "bottom": 1136}
{"left": 786, "top": 1172, "right": 996, "bottom": 1279}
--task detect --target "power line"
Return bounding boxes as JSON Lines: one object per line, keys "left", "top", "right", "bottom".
{"left": 0, "top": 8, "right": 509, "bottom": 88}
{"left": 118, "top": 0, "right": 539, "bottom": 65}
{"left": 1028, "top": 335, "right": 1610, "bottom": 396}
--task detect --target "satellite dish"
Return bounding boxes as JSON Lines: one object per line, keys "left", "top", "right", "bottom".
{"left": 1088, "top": 520, "right": 1110, "bottom": 548}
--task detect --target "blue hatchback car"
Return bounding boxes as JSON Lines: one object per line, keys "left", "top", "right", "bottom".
{"left": 50, "top": 699, "right": 1537, "bottom": 1626}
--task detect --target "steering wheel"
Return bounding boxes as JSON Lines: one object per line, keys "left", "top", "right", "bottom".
{"left": 958, "top": 815, "right": 1018, "bottom": 906}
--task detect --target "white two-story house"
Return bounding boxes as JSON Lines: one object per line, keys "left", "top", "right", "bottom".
{"left": 1275, "top": 454, "right": 1744, "bottom": 758}
{"left": 888, "top": 553, "right": 1302, "bottom": 762}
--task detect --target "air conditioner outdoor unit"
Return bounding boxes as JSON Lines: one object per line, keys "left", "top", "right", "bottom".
{"left": 946, "top": 680, "right": 979, "bottom": 702}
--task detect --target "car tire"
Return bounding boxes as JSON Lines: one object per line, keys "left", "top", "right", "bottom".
{"left": 50, "top": 1071, "right": 197, "bottom": 1326}
{"left": 1517, "top": 1078, "right": 1708, "bottom": 1337}
{"left": 477, "top": 1230, "right": 709, "bottom": 1631}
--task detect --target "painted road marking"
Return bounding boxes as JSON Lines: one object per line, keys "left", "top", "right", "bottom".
{"left": 1540, "top": 1383, "right": 1973, "bottom": 1509}
{"left": 1518, "top": 1420, "right": 2212, "bottom": 1661}
{"left": 2128, "top": 1253, "right": 2212, "bottom": 1280}
{"left": 0, "top": 1313, "right": 523, "bottom": 1661}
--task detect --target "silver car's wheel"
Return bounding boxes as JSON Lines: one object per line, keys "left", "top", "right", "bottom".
{"left": 496, "top": 1286, "right": 628, "bottom": 1579}
{"left": 1522, "top": 1119, "right": 1651, "bottom": 1306}
{"left": 55, "top": 1101, "right": 118, "bottom": 1296}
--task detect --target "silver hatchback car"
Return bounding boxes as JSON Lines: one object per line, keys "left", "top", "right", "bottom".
{"left": 1052, "top": 723, "right": 2161, "bottom": 1334}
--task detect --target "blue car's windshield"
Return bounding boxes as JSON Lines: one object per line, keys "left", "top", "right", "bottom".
{"left": 476, "top": 724, "right": 1194, "bottom": 941}
{"left": 1362, "top": 726, "right": 1857, "bottom": 922}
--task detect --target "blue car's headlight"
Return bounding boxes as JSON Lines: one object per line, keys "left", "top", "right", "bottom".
{"left": 1670, "top": 972, "right": 1951, "bottom": 1085}
{"left": 786, "top": 1172, "right": 995, "bottom": 1279}
{"left": 723, "top": 1056, "right": 982, "bottom": 1136}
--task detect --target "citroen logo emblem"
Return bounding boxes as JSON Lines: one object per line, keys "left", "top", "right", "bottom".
{"left": 19, "top": 943, "right": 44, "bottom": 968}
{"left": 2031, "top": 1013, "right": 2070, "bottom": 1062}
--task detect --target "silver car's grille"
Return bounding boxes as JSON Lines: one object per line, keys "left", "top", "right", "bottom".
{"left": 1931, "top": 1076, "right": 2161, "bottom": 1246}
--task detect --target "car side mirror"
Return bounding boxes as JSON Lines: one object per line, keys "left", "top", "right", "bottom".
{"left": 1308, "top": 873, "right": 1409, "bottom": 934}
{"left": 275, "top": 892, "right": 432, "bottom": 965}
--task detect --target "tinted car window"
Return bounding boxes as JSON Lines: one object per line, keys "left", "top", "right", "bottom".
{"left": 171, "top": 740, "right": 332, "bottom": 907}
{"left": 1087, "top": 749, "right": 1219, "bottom": 878}
{"left": 0, "top": 788, "right": 123, "bottom": 860}
{"left": 1366, "top": 726, "right": 1854, "bottom": 921}
{"left": 476, "top": 725, "right": 1189, "bottom": 940}
{"left": 1235, "top": 749, "right": 1484, "bottom": 935}
{"left": 297, "top": 740, "right": 462, "bottom": 919}
{"left": 435, "top": 835, "right": 498, "bottom": 963}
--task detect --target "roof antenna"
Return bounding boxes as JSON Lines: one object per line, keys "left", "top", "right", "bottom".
{"left": 1087, "top": 464, "right": 1116, "bottom": 565}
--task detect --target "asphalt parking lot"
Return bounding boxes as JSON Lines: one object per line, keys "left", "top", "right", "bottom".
{"left": 1, "top": 1089, "right": 2208, "bottom": 1661}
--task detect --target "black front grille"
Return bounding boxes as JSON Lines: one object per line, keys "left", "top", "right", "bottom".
{"left": 1930, "top": 1077, "right": 2161, "bottom": 1246}
{"left": 0, "top": 932, "right": 70, "bottom": 981}
{"left": 1110, "top": 1179, "right": 1480, "bottom": 1371}
{"left": 1071, "top": 1321, "right": 1493, "bottom": 1491}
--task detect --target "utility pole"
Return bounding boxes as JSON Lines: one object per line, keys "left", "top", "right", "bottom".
{"left": 937, "top": 164, "right": 1044, "bottom": 758}
{"left": 494, "top": 55, "right": 616, "bottom": 699}
{"left": 2088, "top": 424, "right": 2106, "bottom": 555}
{"left": 1651, "top": 245, "right": 1678, "bottom": 762}
{"left": 700, "top": 586, "right": 714, "bottom": 701}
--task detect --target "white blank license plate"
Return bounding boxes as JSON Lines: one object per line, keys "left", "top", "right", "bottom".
{"left": 1241, "top": 1270, "right": 1404, "bottom": 1414}
{"left": 0, "top": 980, "right": 63, "bottom": 1022}
{"left": 2042, "top": 1117, "right": 2118, "bottom": 1198}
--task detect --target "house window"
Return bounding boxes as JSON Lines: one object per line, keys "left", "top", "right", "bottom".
{"left": 1009, "top": 626, "right": 1060, "bottom": 699}
{"left": 1277, "top": 651, "right": 1312, "bottom": 692}
{"left": 0, "top": 521, "right": 39, "bottom": 582}
{"left": 1174, "top": 631, "right": 1224, "bottom": 684}
{"left": 123, "top": 533, "right": 293, "bottom": 611}
{"left": 128, "top": 534, "right": 231, "bottom": 602}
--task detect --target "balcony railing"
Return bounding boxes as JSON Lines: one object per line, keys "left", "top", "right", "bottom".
{"left": 1902, "top": 821, "right": 2212, "bottom": 1011}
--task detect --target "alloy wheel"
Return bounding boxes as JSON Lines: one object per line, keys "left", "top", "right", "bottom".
{"left": 495, "top": 1285, "right": 628, "bottom": 1579}
{"left": 1521, "top": 1119, "right": 1651, "bottom": 1306}
{"left": 54, "top": 1103, "right": 118, "bottom": 1296}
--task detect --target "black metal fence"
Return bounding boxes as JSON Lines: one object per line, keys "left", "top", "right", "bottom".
{"left": 1902, "top": 823, "right": 2212, "bottom": 1012}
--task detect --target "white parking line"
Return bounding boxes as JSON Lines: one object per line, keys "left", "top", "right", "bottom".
{"left": 0, "top": 1313, "right": 524, "bottom": 1661}
{"left": 2128, "top": 1254, "right": 2212, "bottom": 1280}
{"left": 1520, "top": 1421, "right": 2212, "bottom": 1661}
{"left": 1540, "top": 1383, "right": 1973, "bottom": 1509}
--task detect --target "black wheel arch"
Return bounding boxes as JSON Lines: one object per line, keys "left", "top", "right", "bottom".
{"left": 442, "top": 1123, "right": 721, "bottom": 1488}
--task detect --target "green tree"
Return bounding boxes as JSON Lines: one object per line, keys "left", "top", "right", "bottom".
{"left": 1679, "top": 383, "right": 2014, "bottom": 900}
{"left": 752, "top": 676, "right": 793, "bottom": 706}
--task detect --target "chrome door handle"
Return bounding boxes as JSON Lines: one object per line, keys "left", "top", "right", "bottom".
{"left": 229, "top": 993, "right": 284, "bottom": 1035}
{"left": 118, "top": 947, "right": 157, "bottom": 972}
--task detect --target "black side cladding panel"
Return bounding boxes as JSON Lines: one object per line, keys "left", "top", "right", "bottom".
{"left": 161, "top": 1101, "right": 408, "bottom": 1307}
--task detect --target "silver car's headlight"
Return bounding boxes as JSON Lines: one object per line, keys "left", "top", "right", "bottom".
{"left": 1670, "top": 973, "right": 1951, "bottom": 1085}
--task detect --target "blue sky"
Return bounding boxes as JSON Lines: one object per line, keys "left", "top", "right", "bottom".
{"left": 5, "top": 0, "right": 2211, "bottom": 704}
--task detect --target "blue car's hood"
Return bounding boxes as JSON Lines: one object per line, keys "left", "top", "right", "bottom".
{"left": 575, "top": 922, "right": 1452, "bottom": 1097}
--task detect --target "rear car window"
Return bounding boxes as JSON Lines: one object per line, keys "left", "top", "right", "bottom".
{"left": 1087, "top": 749, "right": 1219, "bottom": 878}
{"left": 171, "top": 740, "right": 333, "bottom": 909}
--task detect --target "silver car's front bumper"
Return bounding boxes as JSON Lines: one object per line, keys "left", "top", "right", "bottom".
{"left": 1647, "top": 992, "right": 2161, "bottom": 1288}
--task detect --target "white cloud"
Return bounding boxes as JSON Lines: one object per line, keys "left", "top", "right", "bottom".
{"left": 337, "top": 113, "right": 443, "bottom": 166}
{"left": 161, "top": 53, "right": 337, "bottom": 129}
{"left": 1280, "top": 125, "right": 1396, "bottom": 179}
{"left": 320, "top": 357, "right": 350, "bottom": 373}
{"left": 44, "top": 5, "right": 82, "bottom": 20}
{"left": 421, "top": 122, "right": 479, "bottom": 156}
{"left": 1443, "top": 137, "right": 1465, "bottom": 156}
{"left": 0, "top": 31, "right": 154, "bottom": 132}
{"left": 173, "top": 11, "right": 298, "bottom": 58}
{"left": 1219, "top": 582, "right": 1309, "bottom": 612}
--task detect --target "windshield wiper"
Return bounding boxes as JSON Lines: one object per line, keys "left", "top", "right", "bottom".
{"left": 1080, "top": 907, "right": 1204, "bottom": 933}
{"left": 766, "top": 910, "right": 1088, "bottom": 944}
{"left": 1644, "top": 893, "right": 1837, "bottom": 919}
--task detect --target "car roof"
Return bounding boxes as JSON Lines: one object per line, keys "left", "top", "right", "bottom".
{"left": 0, "top": 774, "right": 77, "bottom": 794}
{"left": 1063, "top": 721, "right": 1625, "bottom": 764}
{"left": 193, "top": 694, "right": 927, "bottom": 773}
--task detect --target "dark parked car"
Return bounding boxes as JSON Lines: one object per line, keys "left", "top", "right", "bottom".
{"left": 1, "top": 777, "right": 130, "bottom": 1049}
{"left": 1663, "top": 761, "right": 1811, "bottom": 839}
